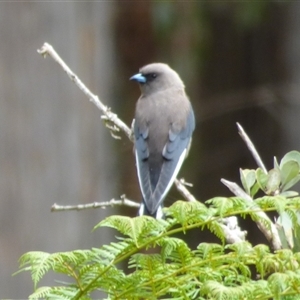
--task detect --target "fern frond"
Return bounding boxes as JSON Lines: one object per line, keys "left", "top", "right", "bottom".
{"left": 95, "top": 215, "right": 168, "bottom": 246}
{"left": 225, "top": 241, "right": 252, "bottom": 256}
{"left": 288, "top": 197, "right": 300, "bottom": 209}
{"left": 166, "top": 200, "right": 209, "bottom": 227}
{"left": 256, "top": 196, "right": 288, "bottom": 214}
{"left": 158, "top": 237, "right": 193, "bottom": 265}
{"left": 268, "top": 272, "right": 294, "bottom": 298}
{"left": 196, "top": 243, "right": 224, "bottom": 259}
{"left": 19, "top": 192, "right": 300, "bottom": 299}
{"left": 201, "top": 280, "right": 271, "bottom": 300}
{"left": 19, "top": 251, "right": 58, "bottom": 289}
{"left": 207, "top": 197, "right": 248, "bottom": 216}
{"left": 205, "top": 220, "right": 226, "bottom": 243}
{"left": 29, "top": 286, "right": 82, "bottom": 300}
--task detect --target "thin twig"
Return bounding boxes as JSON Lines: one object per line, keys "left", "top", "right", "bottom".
{"left": 38, "top": 43, "right": 133, "bottom": 141}
{"left": 233, "top": 123, "right": 281, "bottom": 248}
{"left": 174, "top": 178, "right": 196, "bottom": 202}
{"left": 221, "top": 178, "right": 282, "bottom": 250}
{"left": 237, "top": 122, "right": 267, "bottom": 174}
{"left": 221, "top": 178, "right": 253, "bottom": 202}
{"left": 51, "top": 195, "right": 139, "bottom": 212}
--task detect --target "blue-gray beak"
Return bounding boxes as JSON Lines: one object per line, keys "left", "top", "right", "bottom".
{"left": 130, "top": 73, "right": 147, "bottom": 83}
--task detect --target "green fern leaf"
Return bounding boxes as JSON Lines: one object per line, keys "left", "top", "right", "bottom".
{"left": 19, "top": 251, "right": 54, "bottom": 289}
{"left": 94, "top": 215, "right": 165, "bottom": 247}
{"left": 29, "top": 286, "right": 81, "bottom": 300}
{"left": 166, "top": 200, "right": 208, "bottom": 227}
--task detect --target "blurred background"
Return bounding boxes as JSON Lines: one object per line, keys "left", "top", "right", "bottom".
{"left": 0, "top": 2, "right": 299, "bottom": 298}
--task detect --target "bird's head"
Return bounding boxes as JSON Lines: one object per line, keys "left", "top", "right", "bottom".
{"left": 130, "top": 63, "right": 185, "bottom": 95}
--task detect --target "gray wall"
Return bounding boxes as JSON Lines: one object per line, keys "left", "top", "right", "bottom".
{"left": 0, "top": 3, "right": 118, "bottom": 298}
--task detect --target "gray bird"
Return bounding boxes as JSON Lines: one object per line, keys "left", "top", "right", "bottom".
{"left": 130, "top": 63, "right": 195, "bottom": 218}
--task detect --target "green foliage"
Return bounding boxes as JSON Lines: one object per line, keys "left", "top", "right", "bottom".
{"left": 241, "top": 151, "right": 300, "bottom": 198}
{"left": 18, "top": 151, "right": 300, "bottom": 299}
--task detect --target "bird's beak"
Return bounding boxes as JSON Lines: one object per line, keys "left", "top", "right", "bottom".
{"left": 130, "top": 73, "right": 147, "bottom": 83}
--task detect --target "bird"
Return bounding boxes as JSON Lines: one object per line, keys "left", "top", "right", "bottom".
{"left": 130, "top": 63, "right": 195, "bottom": 218}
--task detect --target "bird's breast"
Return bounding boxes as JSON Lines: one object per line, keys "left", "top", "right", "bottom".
{"left": 135, "top": 88, "right": 190, "bottom": 154}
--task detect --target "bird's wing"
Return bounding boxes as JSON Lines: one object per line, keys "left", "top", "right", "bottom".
{"left": 163, "top": 106, "right": 195, "bottom": 160}
{"left": 147, "top": 107, "right": 195, "bottom": 213}
{"left": 134, "top": 122, "right": 153, "bottom": 205}
{"left": 134, "top": 106, "right": 195, "bottom": 215}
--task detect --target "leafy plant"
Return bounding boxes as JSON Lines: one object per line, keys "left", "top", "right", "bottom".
{"left": 17, "top": 150, "right": 300, "bottom": 299}
{"left": 25, "top": 45, "right": 300, "bottom": 299}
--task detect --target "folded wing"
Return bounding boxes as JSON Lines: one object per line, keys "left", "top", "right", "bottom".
{"left": 134, "top": 107, "right": 195, "bottom": 215}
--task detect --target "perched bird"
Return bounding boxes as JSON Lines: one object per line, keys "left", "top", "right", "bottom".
{"left": 130, "top": 63, "right": 195, "bottom": 218}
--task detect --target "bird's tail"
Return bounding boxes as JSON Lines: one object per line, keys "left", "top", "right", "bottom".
{"left": 138, "top": 200, "right": 164, "bottom": 219}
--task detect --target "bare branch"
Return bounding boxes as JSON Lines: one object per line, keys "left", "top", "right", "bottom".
{"left": 237, "top": 122, "right": 267, "bottom": 174}
{"left": 221, "top": 178, "right": 253, "bottom": 202}
{"left": 51, "top": 195, "right": 139, "bottom": 212}
{"left": 231, "top": 123, "right": 281, "bottom": 248}
{"left": 221, "top": 178, "right": 282, "bottom": 250}
{"left": 174, "top": 178, "right": 197, "bottom": 202}
{"left": 220, "top": 216, "right": 247, "bottom": 244}
{"left": 38, "top": 43, "right": 133, "bottom": 141}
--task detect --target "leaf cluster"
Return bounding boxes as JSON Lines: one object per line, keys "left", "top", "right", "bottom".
{"left": 240, "top": 151, "right": 300, "bottom": 198}
{"left": 17, "top": 151, "right": 300, "bottom": 299}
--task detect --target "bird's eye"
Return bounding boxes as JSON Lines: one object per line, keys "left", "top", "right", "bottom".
{"left": 145, "top": 73, "right": 157, "bottom": 82}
